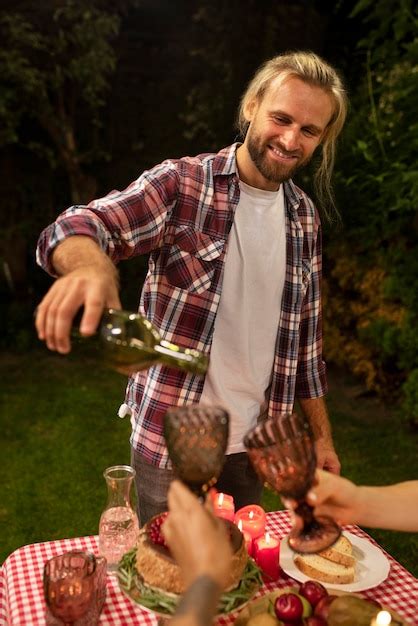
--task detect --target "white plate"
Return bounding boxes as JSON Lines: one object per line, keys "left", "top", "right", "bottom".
{"left": 280, "top": 531, "right": 390, "bottom": 592}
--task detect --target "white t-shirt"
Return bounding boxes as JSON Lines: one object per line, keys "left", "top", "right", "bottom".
{"left": 200, "top": 180, "right": 286, "bottom": 453}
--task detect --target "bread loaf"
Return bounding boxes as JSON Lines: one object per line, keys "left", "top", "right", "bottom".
{"left": 294, "top": 534, "right": 356, "bottom": 584}
{"left": 317, "top": 535, "right": 355, "bottom": 568}
{"left": 294, "top": 553, "right": 355, "bottom": 584}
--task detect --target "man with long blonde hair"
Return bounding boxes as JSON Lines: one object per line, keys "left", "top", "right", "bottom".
{"left": 36, "top": 51, "right": 348, "bottom": 524}
{"left": 236, "top": 51, "right": 347, "bottom": 218}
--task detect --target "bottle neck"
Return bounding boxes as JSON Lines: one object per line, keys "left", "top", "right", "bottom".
{"left": 103, "top": 465, "right": 136, "bottom": 508}
{"left": 106, "top": 492, "right": 131, "bottom": 509}
{"left": 154, "top": 342, "right": 208, "bottom": 375}
{"left": 68, "top": 307, "right": 208, "bottom": 376}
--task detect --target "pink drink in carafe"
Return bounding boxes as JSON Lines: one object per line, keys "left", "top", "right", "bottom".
{"left": 98, "top": 465, "right": 139, "bottom": 571}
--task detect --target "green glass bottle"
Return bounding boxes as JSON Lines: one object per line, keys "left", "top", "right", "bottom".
{"left": 96, "top": 308, "right": 208, "bottom": 376}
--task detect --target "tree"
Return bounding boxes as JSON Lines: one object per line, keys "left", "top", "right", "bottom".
{"left": 0, "top": 1, "right": 135, "bottom": 203}
{"left": 324, "top": 0, "right": 418, "bottom": 423}
{"left": 179, "top": 0, "right": 328, "bottom": 151}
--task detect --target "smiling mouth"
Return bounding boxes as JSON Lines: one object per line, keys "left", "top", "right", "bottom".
{"left": 268, "top": 145, "right": 299, "bottom": 161}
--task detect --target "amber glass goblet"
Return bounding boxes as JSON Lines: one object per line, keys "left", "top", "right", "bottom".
{"left": 244, "top": 413, "right": 341, "bottom": 553}
{"left": 163, "top": 404, "right": 229, "bottom": 498}
{"left": 43, "top": 551, "right": 97, "bottom": 625}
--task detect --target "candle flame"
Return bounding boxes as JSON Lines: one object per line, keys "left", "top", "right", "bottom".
{"left": 237, "top": 519, "right": 243, "bottom": 531}
{"left": 218, "top": 492, "right": 224, "bottom": 506}
{"left": 249, "top": 510, "right": 254, "bottom": 520}
{"left": 265, "top": 532, "right": 270, "bottom": 543}
{"left": 375, "top": 610, "right": 392, "bottom": 626}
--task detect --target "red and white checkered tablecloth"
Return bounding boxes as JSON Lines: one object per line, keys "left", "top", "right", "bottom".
{"left": 0, "top": 511, "right": 417, "bottom": 625}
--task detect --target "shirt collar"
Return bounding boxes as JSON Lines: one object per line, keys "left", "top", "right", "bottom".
{"left": 283, "top": 179, "right": 304, "bottom": 213}
{"left": 213, "top": 143, "right": 305, "bottom": 212}
{"left": 212, "top": 143, "right": 241, "bottom": 176}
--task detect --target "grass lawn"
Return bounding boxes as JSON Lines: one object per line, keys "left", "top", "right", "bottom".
{"left": 1, "top": 349, "right": 417, "bottom": 577}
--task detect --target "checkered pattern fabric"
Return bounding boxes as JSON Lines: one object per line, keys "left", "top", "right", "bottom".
{"left": 1, "top": 511, "right": 417, "bottom": 625}
{"left": 260, "top": 516, "right": 418, "bottom": 626}
{"left": 36, "top": 143, "right": 327, "bottom": 468}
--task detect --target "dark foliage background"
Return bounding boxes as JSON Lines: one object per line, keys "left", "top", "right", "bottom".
{"left": 1, "top": 0, "right": 417, "bottom": 425}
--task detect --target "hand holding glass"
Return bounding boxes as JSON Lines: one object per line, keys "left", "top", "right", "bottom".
{"left": 244, "top": 413, "right": 340, "bottom": 553}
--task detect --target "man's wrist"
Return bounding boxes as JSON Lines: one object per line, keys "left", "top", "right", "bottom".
{"left": 314, "top": 435, "right": 335, "bottom": 448}
{"left": 52, "top": 236, "right": 118, "bottom": 279}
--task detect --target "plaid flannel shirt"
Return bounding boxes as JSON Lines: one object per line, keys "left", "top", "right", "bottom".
{"left": 37, "top": 143, "right": 327, "bottom": 467}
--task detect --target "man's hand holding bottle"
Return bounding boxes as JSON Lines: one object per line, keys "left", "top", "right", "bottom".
{"left": 35, "top": 236, "right": 120, "bottom": 353}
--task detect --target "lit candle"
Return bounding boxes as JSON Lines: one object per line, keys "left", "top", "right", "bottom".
{"left": 253, "top": 532, "right": 280, "bottom": 581}
{"left": 213, "top": 492, "right": 235, "bottom": 522}
{"left": 371, "top": 610, "right": 392, "bottom": 626}
{"left": 234, "top": 505, "right": 266, "bottom": 539}
{"left": 237, "top": 519, "right": 254, "bottom": 557}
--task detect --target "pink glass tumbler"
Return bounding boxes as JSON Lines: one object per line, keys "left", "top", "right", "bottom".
{"left": 43, "top": 551, "right": 107, "bottom": 625}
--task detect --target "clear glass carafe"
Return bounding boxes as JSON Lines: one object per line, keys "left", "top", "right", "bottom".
{"left": 98, "top": 465, "right": 139, "bottom": 572}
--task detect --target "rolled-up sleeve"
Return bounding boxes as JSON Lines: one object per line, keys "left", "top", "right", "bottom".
{"left": 36, "top": 161, "right": 179, "bottom": 276}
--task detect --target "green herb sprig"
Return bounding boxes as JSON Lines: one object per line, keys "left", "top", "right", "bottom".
{"left": 117, "top": 548, "right": 263, "bottom": 616}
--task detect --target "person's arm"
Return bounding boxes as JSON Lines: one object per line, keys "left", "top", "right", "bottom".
{"left": 35, "top": 236, "right": 121, "bottom": 354}
{"left": 169, "top": 577, "right": 223, "bottom": 626}
{"left": 299, "top": 396, "right": 340, "bottom": 474}
{"left": 35, "top": 160, "right": 180, "bottom": 353}
{"left": 162, "top": 481, "right": 233, "bottom": 626}
{"left": 307, "top": 469, "right": 418, "bottom": 532}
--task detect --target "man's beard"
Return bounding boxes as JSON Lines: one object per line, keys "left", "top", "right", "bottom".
{"left": 246, "top": 129, "right": 308, "bottom": 184}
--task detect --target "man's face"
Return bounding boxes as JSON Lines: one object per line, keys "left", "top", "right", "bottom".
{"left": 241, "top": 76, "right": 334, "bottom": 190}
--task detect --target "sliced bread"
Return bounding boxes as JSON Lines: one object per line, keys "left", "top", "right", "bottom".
{"left": 317, "top": 534, "right": 355, "bottom": 568}
{"left": 294, "top": 553, "right": 355, "bottom": 584}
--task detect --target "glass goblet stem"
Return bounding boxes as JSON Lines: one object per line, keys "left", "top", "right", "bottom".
{"left": 289, "top": 500, "right": 340, "bottom": 553}
{"left": 294, "top": 501, "right": 320, "bottom": 532}
{"left": 185, "top": 482, "right": 206, "bottom": 501}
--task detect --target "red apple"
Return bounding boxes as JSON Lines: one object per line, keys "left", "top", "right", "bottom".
{"left": 304, "top": 617, "right": 327, "bottom": 626}
{"left": 274, "top": 593, "right": 304, "bottom": 621}
{"left": 298, "top": 580, "right": 328, "bottom": 608}
{"left": 314, "top": 595, "right": 337, "bottom": 620}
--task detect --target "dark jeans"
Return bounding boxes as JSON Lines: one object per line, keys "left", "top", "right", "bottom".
{"left": 215, "top": 452, "right": 263, "bottom": 510}
{"left": 131, "top": 447, "right": 263, "bottom": 526}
